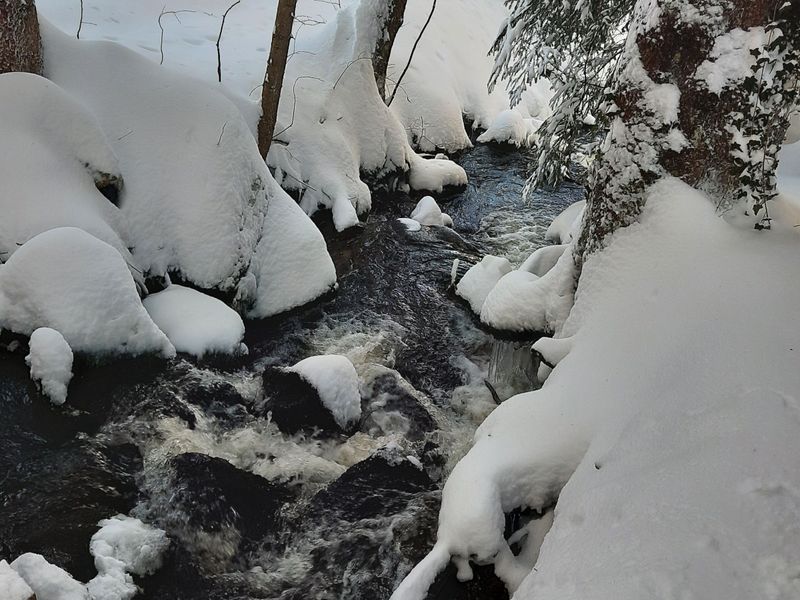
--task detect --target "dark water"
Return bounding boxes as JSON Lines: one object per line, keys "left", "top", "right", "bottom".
{"left": 0, "top": 144, "right": 582, "bottom": 599}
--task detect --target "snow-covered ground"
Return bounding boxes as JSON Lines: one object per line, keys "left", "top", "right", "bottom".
{"left": 37, "top": 0, "right": 550, "bottom": 230}
{"left": 393, "top": 150, "right": 800, "bottom": 598}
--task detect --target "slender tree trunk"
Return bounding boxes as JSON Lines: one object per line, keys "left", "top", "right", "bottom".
{"left": 373, "top": 0, "right": 407, "bottom": 102}
{"left": 575, "top": 0, "right": 798, "bottom": 269}
{"left": 257, "top": 0, "right": 297, "bottom": 160}
{"left": 0, "top": 0, "right": 43, "bottom": 75}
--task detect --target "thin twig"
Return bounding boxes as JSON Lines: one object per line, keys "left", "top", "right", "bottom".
{"left": 158, "top": 7, "right": 213, "bottom": 65}
{"left": 387, "top": 0, "right": 436, "bottom": 107}
{"left": 272, "top": 75, "right": 325, "bottom": 140}
{"left": 216, "top": 0, "right": 241, "bottom": 82}
{"left": 77, "top": 0, "right": 83, "bottom": 39}
{"left": 217, "top": 121, "right": 228, "bottom": 146}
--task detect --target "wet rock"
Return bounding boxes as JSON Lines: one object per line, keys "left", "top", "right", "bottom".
{"left": 360, "top": 372, "right": 438, "bottom": 442}
{"left": 258, "top": 367, "right": 345, "bottom": 437}
{"left": 426, "top": 563, "right": 509, "bottom": 600}
{"left": 309, "top": 450, "right": 434, "bottom": 522}
{"left": 0, "top": 440, "right": 142, "bottom": 582}
{"left": 169, "top": 452, "right": 294, "bottom": 547}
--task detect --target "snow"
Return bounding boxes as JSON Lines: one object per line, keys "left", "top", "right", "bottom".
{"left": 25, "top": 327, "right": 74, "bottom": 406}
{"left": 477, "top": 110, "right": 543, "bottom": 147}
{"left": 0, "top": 72, "right": 133, "bottom": 269}
{"left": 10, "top": 554, "right": 88, "bottom": 600}
{"left": 0, "top": 227, "right": 175, "bottom": 358}
{"left": 519, "top": 244, "right": 567, "bottom": 277}
{"left": 409, "top": 196, "right": 452, "bottom": 227}
{"left": 398, "top": 218, "right": 422, "bottom": 232}
{"left": 0, "top": 560, "right": 34, "bottom": 600}
{"left": 544, "top": 200, "right": 585, "bottom": 243}
{"left": 695, "top": 27, "right": 767, "bottom": 94}
{"left": 394, "top": 177, "right": 800, "bottom": 599}
{"left": 87, "top": 515, "right": 169, "bottom": 600}
{"left": 288, "top": 355, "right": 362, "bottom": 430}
{"left": 36, "top": 0, "right": 530, "bottom": 230}
{"left": 143, "top": 285, "right": 247, "bottom": 357}
{"left": 39, "top": 21, "right": 336, "bottom": 318}
{"left": 455, "top": 255, "right": 513, "bottom": 314}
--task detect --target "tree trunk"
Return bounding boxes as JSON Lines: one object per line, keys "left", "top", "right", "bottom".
{"left": 257, "top": 0, "right": 297, "bottom": 160}
{"left": 0, "top": 0, "right": 43, "bottom": 75}
{"left": 373, "top": 0, "right": 407, "bottom": 102}
{"left": 575, "top": 0, "right": 798, "bottom": 268}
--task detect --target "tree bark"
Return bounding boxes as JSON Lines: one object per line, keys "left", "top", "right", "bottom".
{"left": 575, "top": 0, "right": 798, "bottom": 268}
{"left": 0, "top": 0, "right": 43, "bottom": 75}
{"left": 373, "top": 0, "right": 407, "bottom": 102}
{"left": 257, "top": 0, "right": 297, "bottom": 160}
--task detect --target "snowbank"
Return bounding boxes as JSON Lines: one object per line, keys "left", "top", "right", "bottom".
{"left": 288, "top": 355, "right": 362, "bottom": 430}
{"left": 25, "top": 327, "right": 73, "bottom": 405}
{"left": 0, "top": 228, "right": 174, "bottom": 357}
{"left": 455, "top": 255, "right": 513, "bottom": 314}
{"left": 0, "top": 560, "right": 34, "bottom": 600}
{"left": 40, "top": 22, "right": 336, "bottom": 318}
{"left": 519, "top": 244, "right": 567, "bottom": 277}
{"left": 143, "top": 285, "right": 246, "bottom": 357}
{"left": 544, "top": 200, "right": 585, "bottom": 243}
{"left": 394, "top": 178, "right": 800, "bottom": 599}
{"left": 388, "top": 2, "right": 552, "bottom": 152}
{"left": 0, "top": 72, "right": 132, "bottom": 268}
{"left": 87, "top": 515, "right": 169, "bottom": 600}
{"left": 10, "top": 554, "right": 88, "bottom": 600}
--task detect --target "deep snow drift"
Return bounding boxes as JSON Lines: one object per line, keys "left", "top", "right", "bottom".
{"left": 394, "top": 176, "right": 800, "bottom": 599}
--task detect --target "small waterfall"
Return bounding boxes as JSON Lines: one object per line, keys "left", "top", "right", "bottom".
{"left": 487, "top": 339, "right": 539, "bottom": 401}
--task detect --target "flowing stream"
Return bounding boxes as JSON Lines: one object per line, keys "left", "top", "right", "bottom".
{"left": 0, "top": 144, "right": 582, "bottom": 599}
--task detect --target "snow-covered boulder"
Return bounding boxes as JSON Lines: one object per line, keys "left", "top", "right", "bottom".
{"left": 410, "top": 196, "right": 453, "bottom": 228}
{"left": 288, "top": 355, "right": 362, "bottom": 430}
{"left": 0, "top": 227, "right": 174, "bottom": 357}
{"left": 477, "top": 110, "right": 543, "bottom": 147}
{"left": 545, "top": 200, "right": 585, "bottom": 243}
{"left": 398, "top": 218, "right": 423, "bottom": 232}
{"left": 87, "top": 515, "right": 169, "bottom": 600}
{"left": 143, "top": 285, "right": 246, "bottom": 357}
{"left": 25, "top": 327, "right": 73, "bottom": 405}
{"left": 0, "top": 72, "right": 132, "bottom": 268}
{"left": 10, "top": 554, "right": 89, "bottom": 600}
{"left": 41, "top": 22, "right": 336, "bottom": 318}
{"left": 0, "top": 560, "right": 34, "bottom": 600}
{"left": 520, "top": 244, "right": 568, "bottom": 277}
{"left": 456, "top": 256, "right": 513, "bottom": 314}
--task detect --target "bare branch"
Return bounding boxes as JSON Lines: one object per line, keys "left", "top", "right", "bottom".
{"left": 387, "top": 0, "right": 436, "bottom": 107}
{"left": 216, "top": 0, "right": 241, "bottom": 82}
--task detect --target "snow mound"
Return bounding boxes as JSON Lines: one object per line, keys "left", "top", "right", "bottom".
{"left": 41, "top": 22, "right": 336, "bottom": 317}
{"left": 477, "top": 110, "right": 543, "bottom": 147}
{"left": 0, "top": 72, "right": 132, "bottom": 268}
{"left": 408, "top": 154, "right": 468, "bottom": 194}
{"left": 143, "top": 285, "right": 247, "bottom": 357}
{"left": 480, "top": 251, "right": 576, "bottom": 333}
{"left": 0, "top": 560, "right": 34, "bottom": 600}
{"left": 0, "top": 227, "right": 174, "bottom": 357}
{"left": 409, "top": 196, "right": 453, "bottom": 227}
{"left": 395, "top": 177, "right": 800, "bottom": 599}
{"left": 87, "top": 515, "right": 169, "bottom": 600}
{"left": 288, "top": 355, "right": 362, "bottom": 430}
{"left": 25, "top": 327, "right": 73, "bottom": 405}
{"left": 10, "top": 554, "right": 88, "bottom": 600}
{"left": 455, "top": 256, "right": 513, "bottom": 314}
{"left": 544, "top": 200, "right": 585, "bottom": 243}
{"left": 520, "top": 244, "right": 568, "bottom": 277}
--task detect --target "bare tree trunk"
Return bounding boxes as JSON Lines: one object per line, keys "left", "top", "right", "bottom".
{"left": 575, "top": 0, "right": 798, "bottom": 269}
{"left": 257, "top": 0, "right": 297, "bottom": 160}
{"left": 373, "top": 0, "right": 407, "bottom": 102}
{"left": 0, "top": 0, "right": 43, "bottom": 75}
